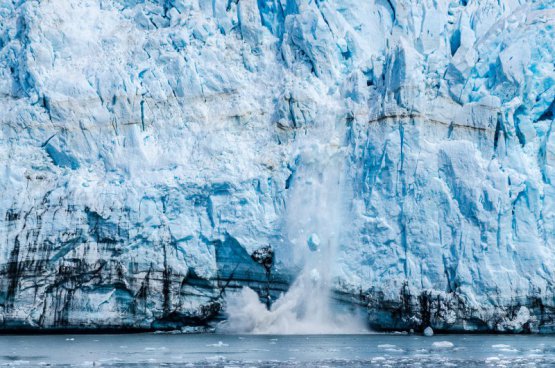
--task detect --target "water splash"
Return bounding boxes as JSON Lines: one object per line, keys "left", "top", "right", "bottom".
{"left": 220, "top": 115, "right": 367, "bottom": 334}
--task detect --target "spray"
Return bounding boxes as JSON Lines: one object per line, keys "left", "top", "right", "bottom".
{"left": 220, "top": 111, "right": 367, "bottom": 334}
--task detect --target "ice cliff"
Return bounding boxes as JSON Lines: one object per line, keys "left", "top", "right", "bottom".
{"left": 1, "top": 0, "right": 555, "bottom": 333}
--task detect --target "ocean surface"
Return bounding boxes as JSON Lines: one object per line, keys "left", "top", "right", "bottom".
{"left": 1, "top": 333, "right": 555, "bottom": 367}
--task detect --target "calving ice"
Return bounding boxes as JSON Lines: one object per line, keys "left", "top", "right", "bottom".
{"left": 0, "top": 0, "right": 555, "bottom": 334}
{"left": 222, "top": 107, "right": 367, "bottom": 334}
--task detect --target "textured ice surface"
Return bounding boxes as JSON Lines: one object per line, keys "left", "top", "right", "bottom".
{"left": 1, "top": 0, "right": 555, "bottom": 332}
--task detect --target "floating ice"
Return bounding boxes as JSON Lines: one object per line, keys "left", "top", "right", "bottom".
{"left": 378, "top": 344, "right": 398, "bottom": 349}
{"left": 432, "top": 341, "right": 455, "bottom": 349}
{"left": 207, "top": 341, "right": 229, "bottom": 348}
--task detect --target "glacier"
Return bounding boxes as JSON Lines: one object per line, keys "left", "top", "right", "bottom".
{"left": 1, "top": 0, "right": 555, "bottom": 333}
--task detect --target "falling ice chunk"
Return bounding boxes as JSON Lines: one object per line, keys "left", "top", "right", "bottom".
{"left": 310, "top": 268, "right": 321, "bottom": 284}
{"left": 307, "top": 233, "right": 320, "bottom": 252}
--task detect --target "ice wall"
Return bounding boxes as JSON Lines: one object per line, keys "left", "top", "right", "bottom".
{"left": 1, "top": 0, "right": 555, "bottom": 332}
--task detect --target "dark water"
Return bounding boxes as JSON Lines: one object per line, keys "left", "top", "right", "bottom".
{"left": 2, "top": 333, "right": 555, "bottom": 367}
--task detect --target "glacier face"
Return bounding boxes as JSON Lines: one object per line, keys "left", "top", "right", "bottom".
{"left": 1, "top": 0, "right": 555, "bottom": 332}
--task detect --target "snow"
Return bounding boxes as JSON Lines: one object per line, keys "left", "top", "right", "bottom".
{"left": 1, "top": 0, "right": 555, "bottom": 332}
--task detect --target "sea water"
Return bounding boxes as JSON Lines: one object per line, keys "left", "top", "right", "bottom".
{"left": 2, "top": 333, "right": 555, "bottom": 367}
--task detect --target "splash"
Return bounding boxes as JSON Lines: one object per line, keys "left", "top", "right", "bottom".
{"left": 220, "top": 115, "right": 368, "bottom": 334}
